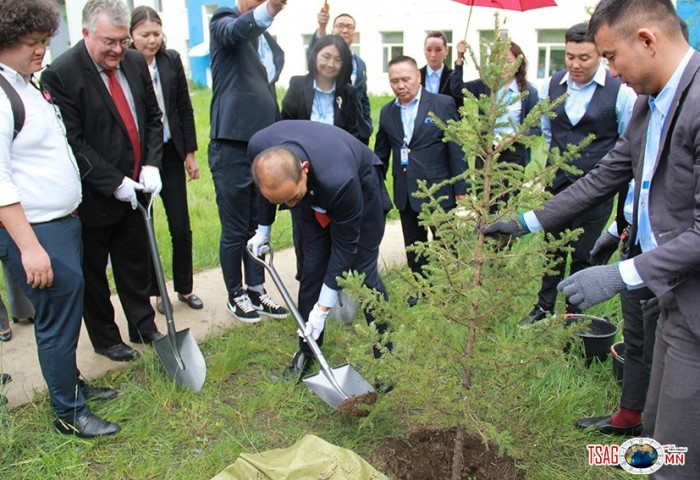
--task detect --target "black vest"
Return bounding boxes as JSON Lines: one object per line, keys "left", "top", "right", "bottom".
{"left": 548, "top": 69, "right": 621, "bottom": 192}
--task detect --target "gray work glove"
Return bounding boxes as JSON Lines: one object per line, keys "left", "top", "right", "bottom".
{"left": 481, "top": 214, "right": 530, "bottom": 244}
{"left": 557, "top": 264, "right": 626, "bottom": 311}
{"left": 589, "top": 231, "right": 620, "bottom": 266}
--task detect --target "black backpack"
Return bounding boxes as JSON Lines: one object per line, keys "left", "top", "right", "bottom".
{"left": 0, "top": 71, "right": 25, "bottom": 140}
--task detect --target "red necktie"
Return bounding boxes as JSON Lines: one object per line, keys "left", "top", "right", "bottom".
{"left": 105, "top": 69, "right": 141, "bottom": 180}
{"left": 315, "top": 210, "right": 331, "bottom": 228}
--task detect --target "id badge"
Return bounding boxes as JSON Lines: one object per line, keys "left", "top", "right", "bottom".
{"left": 400, "top": 145, "right": 409, "bottom": 166}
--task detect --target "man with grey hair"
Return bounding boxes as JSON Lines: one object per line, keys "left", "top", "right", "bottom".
{"left": 42, "top": 0, "right": 164, "bottom": 363}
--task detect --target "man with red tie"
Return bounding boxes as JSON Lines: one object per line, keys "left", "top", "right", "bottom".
{"left": 42, "top": 0, "right": 164, "bottom": 362}
{"left": 247, "top": 120, "right": 392, "bottom": 381}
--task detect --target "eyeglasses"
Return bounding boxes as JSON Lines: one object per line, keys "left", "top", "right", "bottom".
{"left": 334, "top": 22, "right": 356, "bottom": 31}
{"left": 92, "top": 33, "right": 133, "bottom": 49}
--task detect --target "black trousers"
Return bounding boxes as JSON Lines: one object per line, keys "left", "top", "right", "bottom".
{"left": 399, "top": 207, "right": 437, "bottom": 277}
{"left": 82, "top": 208, "right": 159, "bottom": 349}
{"left": 150, "top": 141, "right": 194, "bottom": 296}
{"left": 208, "top": 140, "right": 264, "bottom": 296}
{"left": 537, "top": 197, "right": 613, "bottom": 311}
{"left": 619, "top": 286, "right": 657, "bottom": 411}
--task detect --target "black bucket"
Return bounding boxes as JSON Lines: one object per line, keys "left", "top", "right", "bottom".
{"left": 566, "top": 315, "right": 619, "bottom": 366}
{"left": 611, "top": 341, "right": 625, "bottom": 383}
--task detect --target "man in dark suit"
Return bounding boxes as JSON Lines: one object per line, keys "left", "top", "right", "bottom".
{"left": 208, "top": 0, "right": 289, "bottom": 323}
{"left": 375, "top": 55, "right": 467, "bottom": 296}
{"left": 485, "top": 1, "right": 700, "bottom": 475}
{"left": 248, "top": 120, "right": 390, "bottom": 381}
{"left": 420, "top": 31, "right": 461, "bottom": 108}
{"left": 308, "top": 9, "right": 372, "bottom": 144}
{"left": 42, "top": 0, "right": 164, "bottom": 362}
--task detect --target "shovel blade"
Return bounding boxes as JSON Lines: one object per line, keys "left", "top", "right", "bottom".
{"left": 153, "top": 329, "right": 207, "bottom": 392}
{"left": 303, "top": 363, "right": 374, "bottom": 409}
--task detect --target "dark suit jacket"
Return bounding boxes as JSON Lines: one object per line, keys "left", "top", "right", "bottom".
{"left": 449, "top": 64, "right": 541, "bottom": 164}
{"left": 41, "top": 42, "right": 163, "bottom": 227}
{"left": 534, "top": 51, "right": 700, "bottom": 337}
{"left": 281, "top": 74, "right": 358, "bottom": 137}
{"left": 155, "top": 49, "right": 197, "bottom": 159}
{"left": 308, "top": 34, "right": 371, "bottom": 140}
{"left": 374, "top": 90, "right": 467, "bottom": 213}
{"left": 251, "top": 120, "right": 387, "bottom": 290}
{"left": 420, "top": 64, "right": 461, "bottom": 107}
{"left": 209, "top": 6, "right": 284, "bottom": 142}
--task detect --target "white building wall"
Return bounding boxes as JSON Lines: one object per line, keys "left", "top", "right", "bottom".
{"left": 270, "top": 0, "right": 598, "bottom": 94}
{"left": 64, "top": 0, "right": 192, "bottom": 76}
{"left": 64, "top": 0, "right": 598, "bottom": 93}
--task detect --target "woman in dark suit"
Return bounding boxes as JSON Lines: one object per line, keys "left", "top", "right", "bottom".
{"left": 450, "top": 40, "right": 540, "bottom": 167}
{"left": 130, "top": 6, "right": 202, "bottom": 313}
{"left": 281, "top": 34, "right": 358, "bottom": 137}
{"left": 281, "top": 34, "right": 359, "bottom": 283}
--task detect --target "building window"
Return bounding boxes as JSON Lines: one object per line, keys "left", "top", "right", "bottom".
{"left": 536, "top": 29, "right": 566, "bottom": 79}
{"left": 381, "top": 32, "right": 404, "bottom": 72}
{"left": 350, "top": 33, "right": 361, "bottom": 57}
{"left": 155, "top": 0, "right": 163, "bottom": 11}
{"left": 478, "top": 29, "right": 508, "bottom": 65}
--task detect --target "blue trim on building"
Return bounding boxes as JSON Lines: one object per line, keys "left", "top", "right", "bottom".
{"left": 677, "top": 0, "right": 700, "bottom": 50}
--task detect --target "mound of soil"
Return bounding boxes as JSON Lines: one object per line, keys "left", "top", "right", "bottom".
{"left": 337, "top": 391, "right": 379, "bottom": 417}
{"left": 372, "top": 427, "right": 524, "bottom": 479}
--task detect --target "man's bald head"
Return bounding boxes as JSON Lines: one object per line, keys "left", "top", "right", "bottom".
{"left": 252, "top": 146, "right": 309, "bottom": 206}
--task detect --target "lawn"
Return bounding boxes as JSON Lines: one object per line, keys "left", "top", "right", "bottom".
{"left": 0, "top": 87, "right": 631, "bottom": 480}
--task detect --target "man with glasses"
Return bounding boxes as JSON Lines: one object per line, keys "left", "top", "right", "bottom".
{"left": 42, "top": 0, "right": 164, "bottom": 362}
{"left": 309, "top": 9, "right": 372, "bottom": 144}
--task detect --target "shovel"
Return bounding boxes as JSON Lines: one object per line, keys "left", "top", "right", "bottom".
{"left": 137, "top": 194, "right": 206, "bottom": 392}
{"left": 246, "top": 244, "right": 375, "bottom": 411}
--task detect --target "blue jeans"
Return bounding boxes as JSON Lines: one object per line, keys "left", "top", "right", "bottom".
{"left": 0, "top": 216, "right": 88, "bottom": 422}
{"left": 208, "top": 139, "right": 264, "bottom": 296}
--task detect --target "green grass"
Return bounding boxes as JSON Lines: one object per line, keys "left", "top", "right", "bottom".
{"left": 0, "top": 88, "right": 630, "bottom": 479}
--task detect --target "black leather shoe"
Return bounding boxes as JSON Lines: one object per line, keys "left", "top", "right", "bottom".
{"left": 79, "top": 378, "right": 118, "bottom": 401}
{"left": 0, "top": 373, "right": 11, "bottom": 385}
{"left": 576, "top": 415, "right": 643, "bottom": 436}
{"left": 11, "top": 316, "right": 33, "bottom": 324}
{"left": 178, "top": 293, "right": 204, "bottom": 310}
{"left": 519, "top": 305, "right": 553, "bottom": 326}
{"left": 374, "top": 378, "right": 395, "bottom": 394}
{"left": 54, "top": 413, "right": 121, "bottom": 438}
{"left": 94, "top": 343, "right": 140, "bottom": 362}
{"left": 0, "top": 329, "right": 12, "bottom": 342}
{"left": 130, "top": 331, "right": 165, "bottom": 345}
{"left": 283, "top": 351, "right": 314, "bottom": 383}
{"left": 156, "top": 299, "right": 167, "bottom": 315}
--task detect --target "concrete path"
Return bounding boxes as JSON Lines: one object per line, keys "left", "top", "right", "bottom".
{"left": 0, "top": 220, "right": 406, "bottom": 409}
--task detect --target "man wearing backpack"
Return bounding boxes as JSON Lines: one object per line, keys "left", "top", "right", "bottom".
{"left": 0, "top": 0, "right": 119, "bottom": 437}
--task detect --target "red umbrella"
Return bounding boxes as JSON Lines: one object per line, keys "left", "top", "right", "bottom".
{"left": 454, "top": 0, "right": 558, "bottom": 38}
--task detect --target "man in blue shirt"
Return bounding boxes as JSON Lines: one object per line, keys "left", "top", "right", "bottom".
{"left": 523, "top": 22, "right": 636, "bottom": 325}
{"left": 485, "top": 1, "right": 700, "bottom": 475}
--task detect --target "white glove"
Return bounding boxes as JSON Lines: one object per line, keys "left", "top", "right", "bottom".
{"left": 113, "top": 177, "right": 144, "bottom": 209}
{"left": 139, "top": 166, "right": 162, "bottom": 195}
{"left": 247, "top": 226, "right": 271, "bottom": 257}
{"left": 301, "top": 304, "right": 328, "bottom": 341}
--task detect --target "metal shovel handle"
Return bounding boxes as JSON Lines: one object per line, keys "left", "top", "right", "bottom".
{"left": 136, "top": 194, "right": 184, "bottom": 370}
{"left": 246, "top": 244, "right": 349, "bottom": 395}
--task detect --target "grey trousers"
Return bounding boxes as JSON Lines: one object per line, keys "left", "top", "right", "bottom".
{"left": 645, "top": 292, "right": 700, "bottom": 479}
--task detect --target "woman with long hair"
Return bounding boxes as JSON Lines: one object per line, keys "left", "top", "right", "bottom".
{"left": 130, "top": 6, "right": 202, "bottom": 313}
